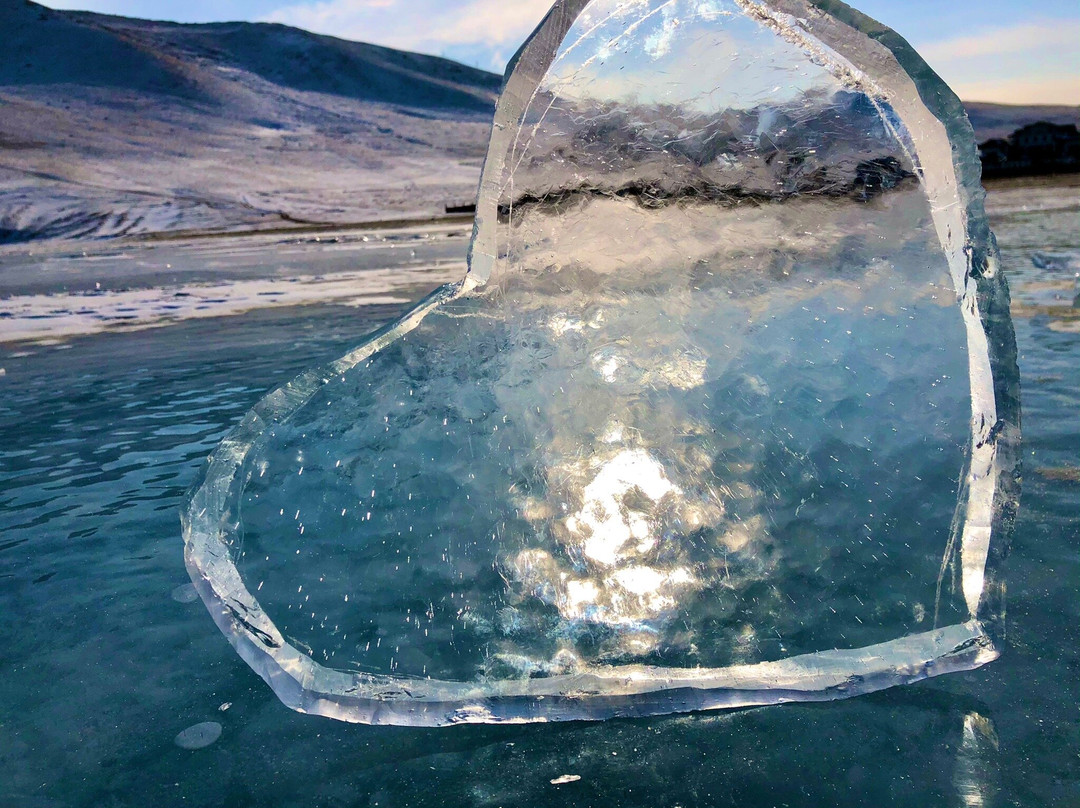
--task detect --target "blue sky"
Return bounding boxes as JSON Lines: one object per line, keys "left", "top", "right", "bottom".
{"left": 40, "top": 0, "right": 1080, "bottom": 104}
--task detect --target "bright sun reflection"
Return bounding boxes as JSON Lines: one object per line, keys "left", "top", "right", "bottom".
{"left": 508, "top": 449, "right": 706, "bottom": 652}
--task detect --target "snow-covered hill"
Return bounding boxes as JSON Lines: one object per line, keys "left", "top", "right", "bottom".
{"left": 1, "top": 0, "right": 1076, "bottom": 244}
{"left": 0, "top": 0, "right": 501, "bottom": 242}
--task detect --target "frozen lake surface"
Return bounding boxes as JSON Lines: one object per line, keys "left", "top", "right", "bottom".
{"left": 0, "top": 177, "right": 1077, "bottom": 805}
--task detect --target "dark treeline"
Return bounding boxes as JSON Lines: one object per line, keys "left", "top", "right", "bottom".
{"left": 979, "top": 121, "right": 1080, "bottom": 178}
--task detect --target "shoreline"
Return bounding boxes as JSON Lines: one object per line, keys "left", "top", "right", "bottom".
{"left": 131, "top": 211, "right": 477, "bottom": 244}
{"left": 982, "top": 171, "right": 1080, "bottom": 191}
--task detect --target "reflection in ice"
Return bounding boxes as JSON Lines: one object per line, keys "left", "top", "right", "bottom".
{"left": 506, "top": 448, "right": 704, "bottom": 655}
{"left": 182, "top": 0, "right": 1020, "bottom": 725}
{"left": 565, "top": 449, "right": 683, "bottom": 564}
{"left": 954, "top": 712, "right": 1001, "bottom": 808}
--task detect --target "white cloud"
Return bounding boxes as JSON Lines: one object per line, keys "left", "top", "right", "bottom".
{"left": 918, "top": 20, "right": 1080, "bottom": 63}
{"left": 262, "top": 0, "right": 554, "bottom": 70}
{"left": 949, "top": 75, "right": 1080, "bottom": 106}
{"left": 916, "top": 20, "right": 1080, "bottom": 104}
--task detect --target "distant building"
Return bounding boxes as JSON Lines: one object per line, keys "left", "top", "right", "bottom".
{"left": 979, "top": 121, "right": 1080, "bottom": 178}
{"left": 1013, "top": 122, "right": 1078, "bottom": 152}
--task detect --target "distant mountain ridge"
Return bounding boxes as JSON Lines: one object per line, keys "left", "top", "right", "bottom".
{"left": 964, "top": 102, "right": 1080, "bottom": 143}
{"left": 2, "top": 1, "right": 501, "bottom": 111}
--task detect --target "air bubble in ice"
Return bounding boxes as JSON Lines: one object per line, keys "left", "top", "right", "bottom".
{"left": 171, "top": 583, "right": 198, "bottom": 603}
{"left": 174, "top": 721, "right": 222, "bottom": 750}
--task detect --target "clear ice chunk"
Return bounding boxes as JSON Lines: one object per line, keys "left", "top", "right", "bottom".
{"left": 182, "top": 0, "right": 1020, "bottom": 726}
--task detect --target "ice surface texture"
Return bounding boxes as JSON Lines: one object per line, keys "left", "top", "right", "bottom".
{"left": 182, "top": 0, "right": 1020, "bottom": 726}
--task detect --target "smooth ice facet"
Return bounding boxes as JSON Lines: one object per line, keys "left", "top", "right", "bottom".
{"left": 182, "top": 0, "right": 1020, "bottom": 726}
